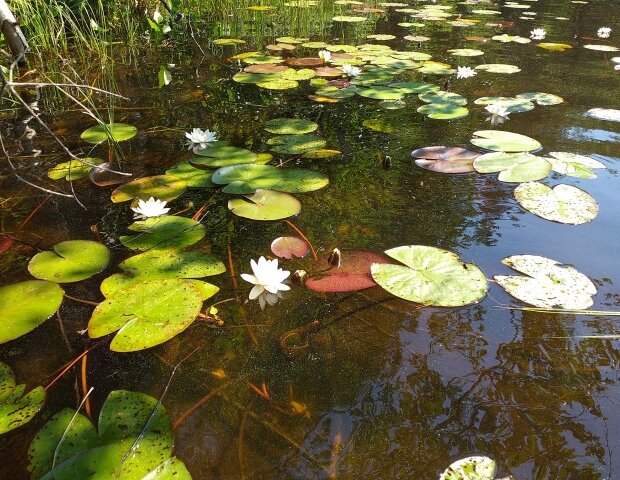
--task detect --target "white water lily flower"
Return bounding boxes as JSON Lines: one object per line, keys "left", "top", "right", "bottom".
{"left": 185, "top": 128, "right": 218, "bottom": 152}
{"left": 530, "top": 28, "right": 546, "bottom": 40}
{"left": 485, "top": 104, "right": 510, "bottom": 126}
{"left": 131, "top": 197, "right": 170, "bottom": 219}
{"left": 598, "top": 27, "right": 611, "bottom": 38}
{"left": 341, "top": 63, "right": 361, "bottom": 77}
{"left": 456, "top": 66, "right": 477, "bottom": 79}
{"left": 241, "top": 256, "right": 291, "bottom": 309}
{"left": 318, "top": 50, "right": 332, "bottom": 63}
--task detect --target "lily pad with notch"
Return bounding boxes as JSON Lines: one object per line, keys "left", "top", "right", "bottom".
{"left": 48, "top": 158, "right": 103, "bottom": 181}
{"left": 110, "top": 175, "right": 187, "bottom": 202}
{"left": 271, "top": 236, "right": 310, "bottom": 260}
{"left": 267, "top": 134, "right": 327, "bottom": 154}
{"left": 80, "top": 123, "right": 137, "bottom": 144}
{"left": 211, "top": 164, "right": 284, "bottom": 194}
{"left": 306, "top": 250, "right": 390, "bottom": 292}
{"left": 28, "top": 240, "right": 110, "bottom": 283}
{"left": 120, "top": 216, "right": 206, "bottom": 251}
{"left": 439, "top": 456, "right": 496, "bottom": 480}
{"left": 412, "top": 146, "right": 480, "bottom": 173}
{"left": 228, "top": 189, "right": 301, "bottom": 220}
{"left": 473, "top": 96, "right": 535, "bottom": 112}
{"left": 546, "top": 152, "right": 606, "bottom": 178}
{"left": 417, "top": 103, "right": 469, "bottom": 120}
{"left": 0, "top": 362, "right": 45, "bottom": 434}
{"left": 473, "top": 152, "right": 551, "bottom": 182}
{"left": 165, "top": 162, "right": 216, "bottom": 188}
{"left": 264, "top": 118, "right": 319, "bottom": 135}
{"left": 189, "top": 146, "right": 258, "bottom": 167}
{"left": 470, "top": 130, "right": 541, "bottom": 152}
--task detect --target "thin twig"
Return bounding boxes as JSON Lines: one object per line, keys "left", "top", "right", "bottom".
{"left": 45, "top": 340, "right": 106, "bottom": 391}
{"left": 284, "top": 220, "right": 318, "bottom": 261}
{"left": 80, "top": 353, "right": 92, "bottom": 420}
{"left": 173, "top": 381, "right": 231, "bottom": 430}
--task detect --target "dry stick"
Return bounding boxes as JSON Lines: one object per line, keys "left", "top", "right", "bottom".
{"left": 227, "top": 235, "right": 238, "bottom": 289}
{"left": 45, "top": 340, "right": 106, "bottom": 391}
{"left": 172, "top": 381, "right": 231, "bottom": 431}
{"left": 238, "top": 403, "right": 250, "bottom": 480}
{"left": 283, "top": 219, "right": 318, "bottom": 261}
{"left": 63, "top": 293, "right": 99, "bottom": 306}
{"left": 80, "top": 353, "right": 92, "bottom": 420}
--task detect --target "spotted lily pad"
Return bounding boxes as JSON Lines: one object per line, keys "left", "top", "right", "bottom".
{"left": 257, "top": 78, "right": 300, "bottom": 90}
{"left": 110, "top": 175, "right": 187, "bottom": 202}
{"left": 89, "top": 278, "right": 207, "bottom": 351}
{"left": 412, "top": 146, "right": 479, "bottom": 173}
{"left": 271, "top": 236, "right": 310, "bottom": 259}
{"left": 306, "top": 251, "right": 390, "bottom": 292}
{"left": 28, "top": 240, "right": 110, "bottom": 283}
{"left": 546, "top": 152, "right": 606, "bottom": 178}
{"left": 80, "top": 123, "right": 137, "bottom": 144}
{"left": 439, "top": 456, "right": 496, "bottom": 480}
{"left": 495, "top": 255, "right": 597, "bottom": 309}
{"left": 120, "top": 216, "right": 206, "bottom": 251}
{"left": 264, "top": 118, "right": 318, "bottom": 134}
{"left": 473, "top": 152, "right": 551, "bottom": 182}
{"left": 190, "top": 146, "right": 258, "bottom": 167}
{"left": 514, "top": 182, "right": 599, "bottom": 224}
{"left": 470, "top": 130, "right": 541, "bottom": 152}
{"left": 0, "top": 362, "right": 45, "bottom": 434}
{"left": 119, "top": 249, "right": 225, "bottom": 279}
{"left": 0, "top": 280, "right": 64, "bottom": 343}
{"left": 27, "top": 390, "right": 191, "bottom": 479}
{"left": 212, "top": 164, "right": 283, "bottom": 194}
{"left": 371, "top": 246, "right": 488, "bottom": 306}
{"left": 228, "top": 189, "right": 301, "bottom": 220}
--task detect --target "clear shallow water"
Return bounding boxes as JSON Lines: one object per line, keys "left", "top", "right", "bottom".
{"left": 1, "top": 0, "right": 620, "bottom": 478}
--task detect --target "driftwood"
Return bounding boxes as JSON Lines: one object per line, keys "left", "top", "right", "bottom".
{"left": 0, "top": 0, "right": 28, "bottom": 64}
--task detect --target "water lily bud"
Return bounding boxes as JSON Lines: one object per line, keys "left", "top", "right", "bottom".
{"left": 328, "top": 248, "right": 341, "bottom": 268}
{"left": 382, "top": 155, "right": 392, "bottom": 170}
{"left": 293, "top": 269, "right": 307, "bottom": 285}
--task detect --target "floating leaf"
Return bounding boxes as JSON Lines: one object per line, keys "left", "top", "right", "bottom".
{"left": 233, "top": 72, "right": 282, "bottom": 84}
{"left": 301, "top": 149, "right": 341, "bottom": 159}
{"left": 475, "top": 63, "right": 521, "bottom": 74}
{"left": 0, "top": 280, "right": 64, "bottom": 343}
{"left": 120, "top": 216, "right": 206, "bottom": 251}
{"left": 495, "top": 255, "right": 596, "bottom": 309}
{"left": 264, "top": 118, "right": 318, "bottom": 134}
{"left": 306, "top": 251, "right": 390, "bottom": 292}
{"left": 417, "top": 103, "right": 469, "bottom": 120}
{"left": 537, "top": 42, "right": 572, "bottom": 51}
{"left": 439, "top": 456, "right": 496, "bottom": 480}
{"left": 332, "top": 15, "right": 367, "bottom": 22}
{"left": 389, "top": 81, "right": 440, "bottom": 94}
{"left": 583, "top": 44, "right": 619, "bottom": 52}
{"left": 27, "top": 390, "right": 191, "bottom": 479}
{"left": 412, "top": 146, "right": 479, "bottom": 173}
{"left": 356, "top": 86, "right": 404, "bottom": 100}
{"left": 514, "top": 182, "right": 599, "bottom": 224}
{"left": 491, "top": 34, "right": 531, "bottom": 44}
{"left": 546, "top": 152, "right": 606, "bottom": 178}
{"left": 190, "top": 146, "right": 258, "bottom": 167}
{"left": 28, "top": 240, "right": 110, "bottom": 283}
{"left": 212, "top": 164, "right": 283, "bottom": 194}
{"left": 89, "top": 279, "right": 207, "bottom": 351}
{"left": 257, "top": 78, "right": 299, "bottom": 90}
{"left": 473, "top": 96, "right": 535, "bottom": 112}
{"left": 48, "top": 158, "right": 103, "bottom": 181}
{"left": 111, "top": 175, "right": 187, "bottom": 202}
{"left": 417, "top": 61, "right": 456, "bottom": 75}
{"left": 281, "top": 68, "right": 316, "bottom": 80}
{"left": 242, "top": 54, "right": 285, "bottom": 64}
{"left": 89, "top": 162, "right": 132, "bottom": 187}
{"left": 470, "top": 130, "right": 541, "bottom": 152}
{"left": 515, "top": 92, "right": 563, "bottom": 106}
{"left": 213, "top": 38, "right": 246, "bottom": 45}
{"left": 80, "top": 123, "right": 137, "bottom": 144}
{"left": 268, "top": 134, "right": 327, "bottom": 154}
{"left": 165, "top": 162, "right": 216, "bottom": 188}
{"left": 586, "top": 108, "right": 620, "bottom": 122}
{"left": 273, "top": 169, "right": 329, "bottom": 193}
{"left": 447, "top": 48, "right": 484, "bottom": 56}
{"left": 244, "top": 63, "right": 289, "bottom": 73}
{"left": 119, "top": 249, "right": 225, "bottom": 278}
{"left": 271, "top": 236, "right": 310, "bottom": 259}
{"left": 0, "top": 362, "right": 45, "bottom": 434}
{"left": 371, "top": 245, "right": 488, "bottom": 306}
{"left": 419, "top": 91, "right": 467, "bottom": 105}
{"left": 228, "top": 189, "right": 301, "bottom": 221}
{"left": 473, "top": 152, "right": 551, "bottom": 182}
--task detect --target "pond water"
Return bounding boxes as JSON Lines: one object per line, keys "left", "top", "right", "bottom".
{"left": 1, "top": 0, "right": 620, "bottom": 478}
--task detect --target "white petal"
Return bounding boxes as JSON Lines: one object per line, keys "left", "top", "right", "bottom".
{"left": 249, "top": 285, "right": 265, "bottom": 300}
{"left": 241, "top": 273, "right": 259, "bottom": 284}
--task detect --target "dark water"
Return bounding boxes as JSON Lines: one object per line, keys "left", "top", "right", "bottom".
{"left": 1, "top": 0, "right": 620, "bottom": 478}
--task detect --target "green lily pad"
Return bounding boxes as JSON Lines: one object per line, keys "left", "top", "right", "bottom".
{"left": 119, "top": 249, "right": 225, "bottom": 278}
{"left": 28, "top": 240, "right": 110, "bottom": 283}
{"left": 273, "top": 169, "right": 329, "bottom": 192}
{"left": 47, "top": 158, "right": 103, "bottom": 181}
{"left": 264, "top": 118, "right": 319, "bottom": 134}
{"left": 515, "top": 92, "right": 564, "bottom": 106}
{"left": 0, "top": 362, "right": 45, "bottom": 434}
{"left": 301, "top": 41, "right": 329, "bottom": 48}
{"left": 267, "top": 134, "right": 327, "bottom": 154}
{"left": 212, "top": 164, "right": 284, "bottom": 194}
{"left": 475, "top": 63, "right": 521, "bottom": 74}
{"left": 389, "top": 82, "right": 440, "bottom": 94}
{"left": 301, "top": 149, "right": 341, "bottom": 159}
{"left": 190, "top": 146, "right": 258, "bottom": 167}
{"left": 0, "top": 280, "right": 64, "bottom": 343}
{"left": 276, "top": 36, "right": 308, "bottom": 44}
{"left": 101, "top": 273, "right": 219, "bottom": 298}
{"left": 233, "top": 72, "right": 282, "bottom": 84}
{"left": 371, "top": 245, "right": 488, "bottom": 306}
{"left": 164, "top": 162, "right": 216, "bottom": 188}
{"left": 417, "top": 62, "right": 456, "bottom": 75}
{"left": 470, "top": 130, "right": 541, "bottom": 152}
{"left": 242, "top": 54, "right": 285, "bottom": 64}
{"left": 120, "top": 216, "right": 206, "bottom": 251}
{"left": 547, "top": 152, "right": 606, "bottom": 178}
{"left": 417, "top": 103, "right": 469, "bottom": 120}
{"left": 473, "top": 96, "right": 535, "bottom": 112}
{"left": 89, "top": 278, "right": 207, "bottom": 351}
{"left": 28, "top": 390, "right": 191, "bottom": 479}
{"left": 257, "top": 79, "right": 299, "bottom": 90}
{"left": 537, "top": 42, "right": 572, "bottom": 51}
{"left": 80, "top": 123, "right": 137, "bottom": 144}
{"left": 110, "top": 175, "right": 187, "bottom": 202}
{"left": 314, "top": 86, "right": 357, "bottom": 99}
{"left": 473, "top": 152, "right": 551, "bottom": 182}
{"left": 228, "top": 189, "right": 301, "bottom": 220}
{"left": 213, "top": 38, "right": 246, "bottom": 45}
{"left": 492, "top": 34, "right": 531, "bottom": 44}
{"left": 447, "top": 48, "right": 484, "bottom": 56}
{"left": 419, "top": 90, "right": 467, "bottom": 105}
{"left": 281, "top": 68, "right": 316, "bottom": 80}
{"left": 514, "top": 182, "right": 599, "bottom": 224}
{"left": 439, "top": 456, "right": 496, "bottom": 480}
{"left": 356, "top": 86, "right": 404, "bottom": 100}
{"left": 495, "top": 255, "right": 597, "bottom": 309}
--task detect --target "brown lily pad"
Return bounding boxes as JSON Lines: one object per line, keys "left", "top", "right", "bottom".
{"left": 271, "top": 236, "right": 310, "bottom": 260}
{"left": 412, "top": 146, "right": 480, "bottom": 174}
{"left": 314, "top": 66, "right": 345, "bottom": 77}
{"left": 245, "top": 64, "right": 289, "bottom": 73}
{"left": 404, "top": 35, "right": 431, "bottom": 42}
{"left": 89, "top": 162, "right": 133, "bottom": 187}
{"left": 286, "top": 57, "right": 324, "bottom": 67}
{"left": 306, "top": 250, "right": 390, "bottom": 293}
{"left": 330, "top": 53, "right": 355, "bottom": 60}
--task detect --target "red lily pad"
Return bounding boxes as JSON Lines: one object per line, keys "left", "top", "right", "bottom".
{"left": 411, "top": 146, "right": 480, "bottom": 174}
{"left": 306, "top": 250, "right": 390, "bottom": 293}
{"left": 271, "top": 236, "right": 310, "bottom": 260}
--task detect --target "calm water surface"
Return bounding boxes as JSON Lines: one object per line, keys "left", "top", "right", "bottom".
{"left": 1, "top": 0, "right": 620, "bottom": 478}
